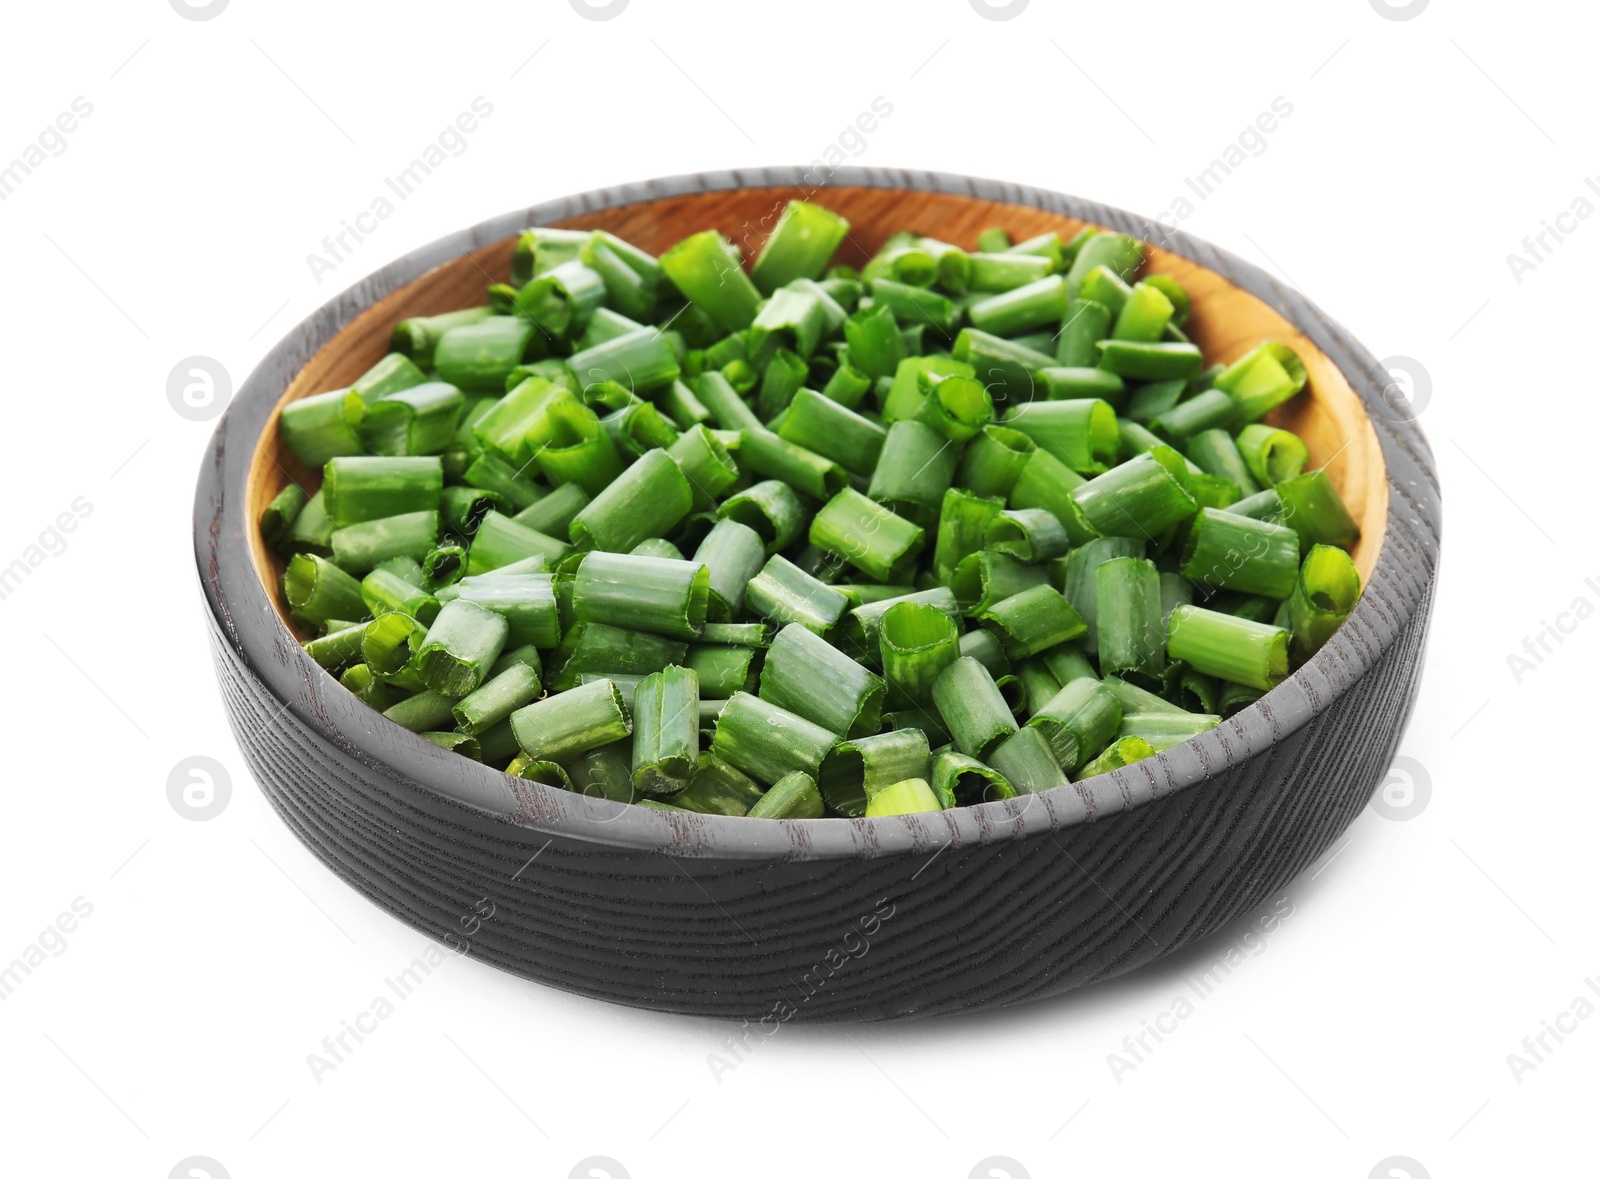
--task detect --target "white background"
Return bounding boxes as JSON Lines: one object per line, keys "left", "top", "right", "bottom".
{"left": 0, "top": 1, "right": 1591, "bottom": 1176}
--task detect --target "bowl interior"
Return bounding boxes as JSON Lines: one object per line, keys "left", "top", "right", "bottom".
{"left": 246, "top": 185, "right": 1388, "bottom": 629}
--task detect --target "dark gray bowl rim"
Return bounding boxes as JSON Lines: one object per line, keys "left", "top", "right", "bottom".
{"left": 195, "top": 165, "right": 1438, "bottom": 861}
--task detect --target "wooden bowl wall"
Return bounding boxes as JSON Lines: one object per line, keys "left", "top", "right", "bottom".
{"left": 197, "top": 168, "right": 1439, "bottom": 1021}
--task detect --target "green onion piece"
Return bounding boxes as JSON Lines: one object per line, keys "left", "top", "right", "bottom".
{"left": 331, "top": 510, "right": 439, "bottom": 575}
{"left": 435, "top": 317, "right": 536, "bottom": 392}
{"left": 1160, "top": 571, "right": 1194, "bottom": 623}
{"left": 1185, "top": 428, "right": 1261, "bottom": 496}
{"left": 663, "top": 754, "right": 759, "bottom": 816}
{"left": 988, "top": 726, "right": 1068, "bottom": 795}
{"left": 660, "top": 231, "right": 761, "bottom": 332}
{"left": 718, "top": 480, "right": 806, "bottom": 555}
{"left": 361, "top": 611, "right": 426, "bottom": 678}
{"left": 436, "top": 574, "right": 561, "bottom": 648}
{"left": 985, "top": 508, "right": 1069, "bottom": 563}
{"left": 1149, "top": 388, "right": 1240, "bottom": 443}
{"left": 868, "top": 421, "right": 960, "bottom": 523}
{"left": 684, "top": 643, "right": 759, "bottom": 697}
{"left": 1095, "top": 557, "right": 1166, "bottom": 682}
{"left": 1274, "top": 470, "right": 1359, "bottom": 553}
{"left": 284, "top": 489, "right": 334, "bottom": 556}
{"left": 751, "top": 287, "right": 828, "bottom": 364}
{"left": 464, "top": 452, "right": 543, "bottom": 514}
{"left": 1057, "top": 297, "right": 1113, "bottom": 367}
{"left": 358, "top": 382, "right": 465, "bottom": 457}
{"left": 1060, "top": 537, "right": 1143, "bottom": 655}
{"left": 953, "top": 329, "right": 1056, "bottom": 407}
{"left": 975, "top": 227, "right": 1012, "bottom": 253}
{"left": 526, "top": 391, "right": 624, "bottom": 495}
{"left": 514, "top": 259, "right": 606, "bottom": 341}
{"left": 548, "top": 622, "right": 686, "bottom": 691}
{"left": 656, "top": 378, "right": 713, "bottom": 430}
{"left": 913, "top": 372, "right": 993, "bottom": 443}
{"left": 1212, "top": 341, "right": 1308, "bottom": 422}
{"left": 1017, "top": 658, "right": 1062, "bottom": 714}
{"left": 951, "top": 426, "right": 1030, "bottom": 500}
{"left": 301, "top": 623, "right": 367, "bottom": 671}
{"left": 1035, "top": 367, "right": 1126, "bottom": 409}
{"left": 881, "top": 356, "right": 972, "bottom": 421}
{"left": 690, "top": 370, "right": 761, "bottom": 433}
{"left": 568, "top": 449, "right": 693, "bottom": 553}
{"left": 1226, "top": 488, "right": 1286, "bottom": 524}
{"left": 1076, "top": 735, "right": 1157, "bottom": 780}
{"left": 323, "top": 456, "right": 443, "bottom": 527}
{"left": 451, "top": 660, "right": 542, "bottom": 736}
{"left": 740, "top": 427, "right": 848, "bottom": 501}
{"left": 821, "top": 362, "right": 873, "bottom": 409}
{"left": 916, "top": 237, "right": 971, "bottom": 292}
{"left": 760, "top": 622, "right": 885, "bottom": 738}
{"left": 361, "top": 566, "right": 440, "bottom": 625}
{"left": 869, "top": 278, "right": 956, "bottom": 334}
{"left": 978, "top": 583, "right": 1087, "bottom": 659}
{"left": 951, "top": 550, "right": 1049, "bottom": 615}
{"left": 1124, "top": 381, "right": 1186, "bottom": 424}
{"left": 284, "top": 552, "right": 368, "bottom": 625}
{"left": 510, "top": 677, "right": 631, "bottom": 763}
{"left": 1003, "top": 399, "right": 1119, "bottom": 474}
{"left": 1117, "top": 710, "right": 1221, "bottom": 752}
{"left": 879, "top": 600, "right": 960, "bottom": 708}
{"left": 571, "top": 551, "right": 709, "bottom": 640}
{"left": 1064, "top": 231, "right": 1144, "bottom": 295}
{"left": 468, "top": 511, "right": 569, "bottom": 575}
{"left": 567, "top": 326, "right": 681, "bottom": 394}
{"left": 658, "top": 424, "right": 736, "bottom": 511}
{"left": 415, "top": 599, "right": 508, "bottom": 697}
{"left": 1070, "top": 451, "right": 1198, "bottom": 539}
{"left": 930, "top": 750, "right": 1016, "bottom": 808}
{"left": 339, "top": 663, "right": 402, "bottom": 712}
{"left": 513, "top": 483, "right": 589, "bottom": 539}
{"left": 629, "top": 665, "right": 700, "bottom": 795}
{"left": 934, "top": 488, "right": 1007, "bottom": 582}
{"left": 838, "top": 587, "right": 961, "bottom": 664}
{"left": 1042, "top": 644, "right": 1097, "bottom": 685}
{"left": 932, "top": 656, "right": 1018, "bottom": 760}
{"left": 710, "top": 691, "right": 838, "bottom": 785}
{"left": 392, "top": 306, "right": 493, "bottom": 369}
{"left": 1166, "top": 604, "right": 1289, "bottom": 692}
{"left": 968, "top": 275, "right": 1069, "bottom": 337}
{"left": 864, "top": 777, "right": 942, "bottom": 816}
{"left": 744, "top": 554, "right": 849, "bottom": 635}
{"left": 580, "top": 236, "right": 658, "bottom": 322}
{"left": 692, "top": 517, "right": 766, "bottom": 618}
{"left": 818, "top": 728, "right": 931, "bottom": 817}
{"left": 747, "top": 770, "right": 825, "bottom": 819}
{"left": 422, "top": 730, "right": 482, "bottom": 759}
{"left": 1180, "top": 508, "right": 1301, "bottom": 599}
{"left": 697, "top": 621, "right": 773, "bottom": 647}
{"left": 350, "top": 353, "right": 428, "bottom": 403}
{"left": 382, "top": 689, "right": 455, "bottom": 733}
{"left": 751, "top": 200, "right": 850, "bottom": 293}
{"left": 511, "top": 227, "right": 587, "bottom": 285}
{"left": 472, "top": 377, "right": 554, "bottom": 462}
{"left": 1288, "top": 544, "right": 1361, "bottom": 664}
{"left": 810, "top": 487, "right": 926, "bottom": 583}
{"left": 260, "top": 484, "right": 307, "bottom": 550}
{"left": 1096, "top": 340, "right": 1203, "bottom": 382}
{"left": 968, "top": 251, "right": 1052, "bottom": 292}
{"left": 1111, "top": 281, "right": 1175, "bottom": 342}
{"left": 1026, "top": 677, "right": 1122, "bottom": 773}
{"left": 1099, "top": 676, "right": 1188, "bottom": 717}
{"left": 1235, "top": 423, "right": 1309, "bottom": 487}
{"left": 776, "top": 388, "right": 887, "bottom": 477}
{"left": 440, "top": 486, "right": 507, "bottom": 538}
{"left": 1077, "top": 266, "right": 1133, "bottom": 318}
{"left": 1006, "top": 451, "right": 1100, "bottom": 547}
{"left": 753, "top": 348, "right": 806, "bottom": 419}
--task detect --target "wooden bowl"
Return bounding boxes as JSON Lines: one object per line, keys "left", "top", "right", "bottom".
{"left": 194, "top": 168, "right": 1439, "bottom": 1021}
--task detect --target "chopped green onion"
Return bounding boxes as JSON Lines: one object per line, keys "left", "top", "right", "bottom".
{"left": 510, "top": 677, "right": 631, "bottom": 762}
{"left": 747, "top": 770, "right": 826, "bottom": 819}
{"left": 744, "top": 554, "right": 849, "bottom": 634}
{"left": 818, "top": 728, "right": 931, "bottom": 817}
{"left": 1287, "top": 544, "right": 1361, "bottom": 664}
{"left": 932, "top": 656, "right": 1017, "bottom": 759}
{"left": 711, "top": 691, "right": 838, "bottom": 785}
{"left": 879, "top": 600, "right": 960, "bottom": 708}
{"left": 810, "top": 487, "right": 926, "bottom": 583}
{"left": 571, "top": 551, "right": 709, "bottom": 639}
{"left": 759, "top": 622, "right": 885, "bottom": 738}
{"left": 630, "top": 665, "right": 700, "bottom": 795}
{"left": 988, "top": 726, "right": 1069, "bottom": 795}
{"left": 1166, "top": 604, "right": 1289, "bottom": 691}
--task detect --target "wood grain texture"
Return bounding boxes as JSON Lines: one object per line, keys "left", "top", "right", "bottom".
{"left": 197, "top": 168, "right": 1440, "bottom": 1020}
